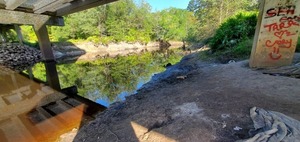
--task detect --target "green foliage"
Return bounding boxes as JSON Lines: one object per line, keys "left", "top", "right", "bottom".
{"left": 48, "top": 26, "right": 69, "bottom": 42}
{"left": 20, "top": 26, "right": 38, "bottom": 43}
{"left": 209, "top": 11, "right": 257, "bottom": 52}
{"left": 187, "top": 0, "right": 258, "bottom": 41}
{"left": 31, "top": 63, "right": 47, "bottom": 82}
{"left": 45, "top": 0, "right": 155, "bottom": 43}
{"left": 198, "top": 38, "right": 254, "bottom": 63}
{"left": 6, "top": 0, "right": 259, "bottom": 46}
{"left": 232, "top": 38, "right": 253, "bottom": 58}
{"left": 153, "top": 8, "right": 196, "bottom": 41}
{"left": 214, "top": 38, "right": 253, "bottom": 63}
{"left": 87, "top": 36, "right": 101, "bottom": 44}
{"left": 0, "top": 29, "right": 18, "bottom": 43}
{"left": 30, "top": 0, "right": 196, "bottom": 44}
{"left": 17, "top": 0, "right": 259, "bottom": 45}
{"left": 296, "top": 36, "right": 300, "bottom": 52}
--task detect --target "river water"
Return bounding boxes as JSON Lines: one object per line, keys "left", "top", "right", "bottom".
{"left": 30, "top": 49, "right": 184, "bottom": 107}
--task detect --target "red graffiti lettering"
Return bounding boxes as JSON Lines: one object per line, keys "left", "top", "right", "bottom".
{"left": 263, "top": 5, "right": 298, "bottom": 61}
{"left": 264, "top": 21, "right": 299, "bottom": 32}
{"left": 269, "top": 47, "right": 282, "bottom": 60}
{"left": 278, "top": 6, "right": 295, "bottom": 16}
{"left": 280, "top": 15, "right": 300, "bottom": 23}
{"left": 265, "top": 39, "right": 292, "bottom": 48}
{"left": 266, "top": 8, "right": 277, "bottom": 18}
{"left": 274, "top": 30, "right": 296, "bottom": 39}
{"left": 265, "top": 6, "right": 296, "bottom": 18}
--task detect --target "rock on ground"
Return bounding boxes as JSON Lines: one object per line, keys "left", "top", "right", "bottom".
{"left": 0, "top": 43, "right": 42, "bottom": 72}
{"left": 73, "top": 53, "right": 300, "bottom": 142}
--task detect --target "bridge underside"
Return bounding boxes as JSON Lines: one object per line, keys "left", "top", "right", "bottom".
{"left": 0, "top": 1, "right": 114, "bottom": 139}
{"left": 0, "top": 0, "right": 118, "bottom": 90}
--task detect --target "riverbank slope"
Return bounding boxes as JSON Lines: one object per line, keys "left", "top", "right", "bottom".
{"left": 53, "top": 41, "right": 184, "bottom": 61}
{"left": 72, "top": 52, "right": 300, "bottom": 141}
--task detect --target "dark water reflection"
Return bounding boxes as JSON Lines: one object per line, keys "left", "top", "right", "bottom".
{"left": 30, "top": 50, "right": 184, "bottom": 106}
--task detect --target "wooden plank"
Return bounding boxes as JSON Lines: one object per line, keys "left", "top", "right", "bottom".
{"left": 33, "top": 25, "right": 55, "bottom": 60}
{"left": 56, "top": 0, "right": 118, "bottom": 16}
{"left": 14, "top": 25, "right": 24, "bottom": 45}
{"left": 43, "top": 59, "right": 61, "bottom": 91}
{"left": 34, "top": 0, "right": 73, "bottom": 14}
{"left": 0, "top": 9, "right": 64, "bottom": 28}
{"left": 0, "top": 0, "right": 5, "bottom": 5}
{"left": 27, "top": 67, "right": 34, "bottom": 80}
{"left": 48, "top": 2, "right": 71, "bottom": 12}
{"left": 33, "top": 25, "right": 61, "bottom": 90}
{"left": 249, "top": 0, "right": 300, "bottom": 68}
{"left": 33, "top": 0, "right": 58, "bottom": 11}
{"left": 5, "top": 0, "right": 27, "bottom": 10}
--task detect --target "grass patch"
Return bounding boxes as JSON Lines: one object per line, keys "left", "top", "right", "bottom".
{"left": 230, "top": 38, "right": 253, "bottom": 59}
{"left": 203, "top": 38, "right": 253, "bottom": 63}
{"left": 198, "top": 50, "right": 214, "bottom": 61}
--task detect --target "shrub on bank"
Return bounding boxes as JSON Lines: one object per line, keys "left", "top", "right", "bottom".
{"left": 209, "top": 11, "right": 257, "bottom": 53}
{"left": 297, "top": 36, "right": 300, "bottom": 52}
{"left": 206, "top": 11, "right": 257, "bottom": 62}
{"left": 211, "top": 38, "right": 253, "bottom": 63}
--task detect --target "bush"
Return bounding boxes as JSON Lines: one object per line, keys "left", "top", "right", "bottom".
{"left": 20, "top": 26, "right": 38, "bottom": 43}
{"left": 87, "top": 36, "right": 101, "bottom": 44}
{"left": 296, "top": 36, "right": 300, "bottom": 52}
{"left": 212, "top": 38, "right": 253, "bottom": 63}
{"left": 100, "top": 36, "right": 113, "bottom": 45}
{"left": 209, "top": 11, "right": 258, "bottom": 52}
{"left": 231, "top": 38, "right": 253, "bottom": 58}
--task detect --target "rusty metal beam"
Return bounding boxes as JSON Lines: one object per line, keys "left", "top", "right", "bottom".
{"left": 0, "top": 9, "right": 64, "bottom": 28}
{"left": 56, "top": 0, "right": 117, "bottom": 16}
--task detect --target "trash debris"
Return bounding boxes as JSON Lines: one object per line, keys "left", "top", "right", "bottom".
{"left": 233, "top": 126, "right": 242, "bottom": 131}
{"left": 261, "top": 65, "right": 300, "bottom": 79}
{"left": 176, "top": 75, "right": 187, "bottom": 80}
{"left": 221, "top": 114, "right": 230, "bottom": 119}
{"left": 236, "top": 107, "right": 300, "bottom": 142}
{"left": 228, "top": 60, "right": 236, "bottom": 64}
{"left": 222, "top": 121, "right": 227, "bottom": 128}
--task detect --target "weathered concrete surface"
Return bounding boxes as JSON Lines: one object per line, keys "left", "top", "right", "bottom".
{"left": 250, "top": 0, "right": 300, "bottom": 68}
{"left": 74, "top": 52, "right": 300, "bottom": 142}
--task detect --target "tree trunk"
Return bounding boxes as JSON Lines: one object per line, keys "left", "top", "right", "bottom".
{"left": 219, "top": 0, "right": 223, "bottom": 24}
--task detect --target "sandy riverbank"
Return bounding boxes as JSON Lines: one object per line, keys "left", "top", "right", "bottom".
{"left": 53, "top": 41, "right": 184, "bottom": 61}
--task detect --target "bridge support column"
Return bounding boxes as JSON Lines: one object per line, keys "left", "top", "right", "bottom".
{"left": 249, "top": 0, "right": 300, "bottom": 68}
{"left": 34, "top": 24, "right": 61, "bottom": 90}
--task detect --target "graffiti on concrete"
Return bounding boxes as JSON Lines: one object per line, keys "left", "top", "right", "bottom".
{"left": 263, "top": 4, "right": 299, "bottom": 60}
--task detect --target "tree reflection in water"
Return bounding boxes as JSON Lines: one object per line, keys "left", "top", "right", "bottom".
{"left": 30, "top": 50, "right": 183, "bottom": 106}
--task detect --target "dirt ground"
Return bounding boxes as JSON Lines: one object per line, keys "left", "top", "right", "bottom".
{"left": 72, "top": 52, "right": 300, "bottom": 142}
